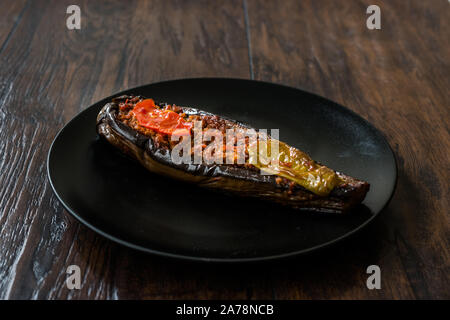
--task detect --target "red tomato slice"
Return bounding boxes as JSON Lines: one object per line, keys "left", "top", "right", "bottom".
{"left": 132, "top": 99, "right": 192, "bottom": 135}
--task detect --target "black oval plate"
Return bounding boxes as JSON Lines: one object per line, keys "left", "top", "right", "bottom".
{"left": 47, "top": 78, "right": 396, "bottom": 262}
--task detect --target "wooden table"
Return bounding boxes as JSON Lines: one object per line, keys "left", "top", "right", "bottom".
{"left": 0, "top": 0, "right": 448, "bottom": 300}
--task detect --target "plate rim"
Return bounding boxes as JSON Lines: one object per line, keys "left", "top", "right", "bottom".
{"left": 47, "top": 77, "right": 398, "bottom": 263}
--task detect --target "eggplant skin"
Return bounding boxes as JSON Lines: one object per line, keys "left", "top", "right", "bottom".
{"left": 96, "top": 95, "right": 370, "bottom": 214}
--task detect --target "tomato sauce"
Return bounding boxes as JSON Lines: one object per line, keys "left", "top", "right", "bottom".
{"left": 131, "top": 99, "right": 192, "bottom": 136}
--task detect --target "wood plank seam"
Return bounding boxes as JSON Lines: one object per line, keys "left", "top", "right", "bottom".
{"left": 0, "top": 0, "right": 30, "bottom": 56}
{"left": 242, "top": 0, "right": 254, "bottom": 79}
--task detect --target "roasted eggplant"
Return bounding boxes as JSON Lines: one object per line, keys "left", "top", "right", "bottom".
{"left": 97, "top": 95, "right": 369, "bottom": 213}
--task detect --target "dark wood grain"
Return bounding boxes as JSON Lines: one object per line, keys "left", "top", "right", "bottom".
{"left": 0, "top": 0, "right": 250, "bottom": 300}
{"left": 0, "top": 0, "right": 28, "bottom": 52}
{"left": 247, "top": 0, "right": 449, "bottom": 299}
{"left": 0, "top": 0, "right": 448, "bottom": 299}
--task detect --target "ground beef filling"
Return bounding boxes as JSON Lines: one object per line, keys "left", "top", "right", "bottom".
{"left": 116, "top": 97, "right": 296, "bottom": 190}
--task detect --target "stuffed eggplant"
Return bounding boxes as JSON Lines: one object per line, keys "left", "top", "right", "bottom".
{"left": 96, "top": 95, "right": 369, "bottom": 213}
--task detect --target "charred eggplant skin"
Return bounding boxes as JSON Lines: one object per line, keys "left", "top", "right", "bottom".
{"left": 97, "top": 95, "right": 370, "bottom": 214}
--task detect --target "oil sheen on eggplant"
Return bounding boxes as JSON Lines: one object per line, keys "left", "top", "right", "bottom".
{"left": 96, "top": 95, "right": 370, "bottom": 213}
